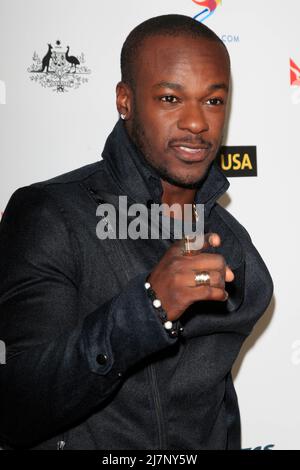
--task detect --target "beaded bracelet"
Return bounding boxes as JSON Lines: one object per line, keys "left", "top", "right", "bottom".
{"left": 144, "top": 279, "right": 184, "bottom": 338}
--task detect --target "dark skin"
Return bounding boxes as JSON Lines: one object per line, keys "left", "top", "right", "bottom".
{"left": 116, "top": 34, "right": 234, "bottom": 321}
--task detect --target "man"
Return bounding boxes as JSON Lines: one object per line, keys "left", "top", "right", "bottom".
{"left": 0, "top": 15, "right": 273, "bottom": 450}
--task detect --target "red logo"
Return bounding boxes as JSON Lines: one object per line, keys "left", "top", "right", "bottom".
{"left": 290, "top": 58, "right": 300, "bottom": 86}
{"left": 192, "top": 0, "right": 221, "bottom": 22}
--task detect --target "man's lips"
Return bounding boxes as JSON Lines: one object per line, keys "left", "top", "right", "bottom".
{"left": 170, "top": 143, "right": 211, "bottom": 162}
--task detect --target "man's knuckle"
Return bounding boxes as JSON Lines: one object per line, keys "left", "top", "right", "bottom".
{"left": 216, "top": 272, "right": 225, "bottom": 287}
{"left": 215, "top": 254, "right": 226, "bottom": 270}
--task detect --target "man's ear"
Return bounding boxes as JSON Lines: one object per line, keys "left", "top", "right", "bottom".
{"left": 116, "top": 81, "right": 132, "bottom": 120}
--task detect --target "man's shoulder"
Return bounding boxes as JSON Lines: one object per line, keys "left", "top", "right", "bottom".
{"left": 4, "top": 160, "right": 107, "bottom": 219}
{"left": 30, "top": 160, "right": 105, "bottom": 189}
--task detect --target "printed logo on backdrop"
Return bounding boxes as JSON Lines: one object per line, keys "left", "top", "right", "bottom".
{"left": 290, "top": 58, "right": 300, "bottom": 105}
{"left": 290, "top": 58, "right": 300, "bottom": 86}
{"left": 216, "top": 146, "right": 257, "bottom": 177}
{"left": 243, "top": 444, "right": 275, "bottom": 450}
{"left": 192, "top": 0, "right": 221, "bottom": 23}
{"left": 191, "top": 1, "right": 240, "bottom": 44}
{"left": 28, "top": 40, "right": 91, "bottom": 92}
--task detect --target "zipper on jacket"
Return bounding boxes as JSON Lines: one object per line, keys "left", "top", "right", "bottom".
{"left": 148, "top": 364, "right": 167, "bottom": 449}
{"left": 85, "top": 185, "right": 169, "bottom": 448}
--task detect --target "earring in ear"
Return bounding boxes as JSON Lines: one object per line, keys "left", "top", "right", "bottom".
{"left": 120, "top": 113, "right": 127, "bottom": 120}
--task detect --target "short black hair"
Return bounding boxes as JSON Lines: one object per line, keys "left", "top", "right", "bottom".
{"left": 120, "top": 14, "right": 229, "bottom": 89}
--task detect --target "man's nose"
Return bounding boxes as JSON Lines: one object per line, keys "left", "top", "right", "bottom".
{"left": 177, "top": 103, "right": 209, "bottom": 134}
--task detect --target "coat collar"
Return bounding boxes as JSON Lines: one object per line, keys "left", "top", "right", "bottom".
{"left": 101, "top": 119, "right": 230, "bottom": 217}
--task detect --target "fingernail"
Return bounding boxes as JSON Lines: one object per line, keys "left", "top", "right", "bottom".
{"left": 209, "top": 234, "right": 217, "bottom": 245}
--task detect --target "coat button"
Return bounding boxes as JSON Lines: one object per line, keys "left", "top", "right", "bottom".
{"left": 96, "top": 353, "right": 108, "bottom": 365}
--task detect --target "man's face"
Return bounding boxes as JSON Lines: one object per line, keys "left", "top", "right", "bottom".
{"left": 123, "top": 35, "right": 230, "bottom": 189}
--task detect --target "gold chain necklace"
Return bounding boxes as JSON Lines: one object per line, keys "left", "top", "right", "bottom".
{"left": 193, "top": 203, "right": 199, "bottom": 222}
{"left": 183, "top": 203, "right": 199, "bottom": 254}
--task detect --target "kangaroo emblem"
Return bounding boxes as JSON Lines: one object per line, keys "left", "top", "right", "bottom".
{"left": 39, "top": 44, "right": 53, "bottom": 73}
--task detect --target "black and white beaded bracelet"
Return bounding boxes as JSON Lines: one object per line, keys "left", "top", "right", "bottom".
{"left": 144, "top": 279, "right": 183, "bottom": 338}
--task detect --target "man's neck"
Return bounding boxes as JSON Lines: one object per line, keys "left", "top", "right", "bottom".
{"left": 160, "top": 179, "right": 197, "bottom": 220}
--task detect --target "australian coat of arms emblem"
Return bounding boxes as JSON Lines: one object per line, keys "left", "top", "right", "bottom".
{"left": 28, "top": 40, "right": 91, "bottom": 92}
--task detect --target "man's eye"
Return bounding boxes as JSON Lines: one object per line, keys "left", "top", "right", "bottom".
{"left": 206, "top": 98, "right": 224, "bottom": 106}
{"left": 160, "top": 96, "right": 179, "bottom": 103}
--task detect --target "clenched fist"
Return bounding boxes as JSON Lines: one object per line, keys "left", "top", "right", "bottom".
{"left": 148, "top": 233, "right": 234, "bottom": 322}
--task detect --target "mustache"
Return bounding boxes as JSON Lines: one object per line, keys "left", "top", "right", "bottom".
{"left": 168, "top": 137, "right": 213, "bottom": 148}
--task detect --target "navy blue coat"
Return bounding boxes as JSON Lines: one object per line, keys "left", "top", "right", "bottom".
{"left": 0, "top": 120, "right": 273, "bottom": 449}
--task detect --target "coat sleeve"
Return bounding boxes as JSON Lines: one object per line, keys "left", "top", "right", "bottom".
{"left": 0, "top": 186, "right": 178, "bottom": 447}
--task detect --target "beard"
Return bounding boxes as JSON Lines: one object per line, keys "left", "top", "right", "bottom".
{"left": 128, "top": 103, "right": 214, "bottom": 190}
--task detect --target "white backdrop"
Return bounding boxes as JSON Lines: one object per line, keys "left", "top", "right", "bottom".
{"left": 0, "top": 0, "right": 299, "bottom": 450}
